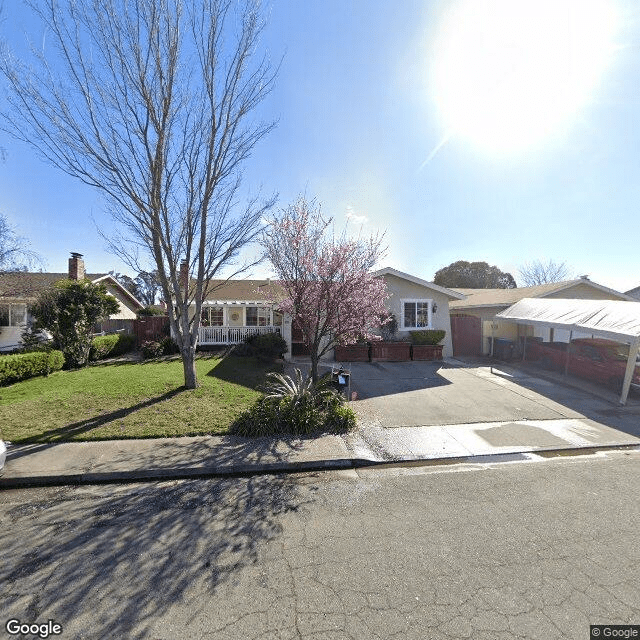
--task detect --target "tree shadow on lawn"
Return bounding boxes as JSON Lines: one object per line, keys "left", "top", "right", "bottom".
{"left": 205, "top": 355, "right": 281, "bottom": 390}
{"left": 1, "top": 474, "right": 316, "bottom": 639}
{"left": 18, "top": 388, "right": 185, "bottom": 445}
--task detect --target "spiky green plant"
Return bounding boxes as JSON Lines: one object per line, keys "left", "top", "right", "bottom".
{"left": 263, "top": 368, "right": 337, "bottom": 407}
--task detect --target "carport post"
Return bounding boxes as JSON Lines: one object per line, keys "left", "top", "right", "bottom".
{"left": 522, "top": 334, "right": 527, "bottom": 361}
{"left": 620, "top": 338, "right": 640, "bottom": 406}
{"left": 564, "top": 330, "right": 573, "bottom": 376}
{"left": 490, "top": 321, "right": 496, "bottom": 374}
{"left": 490, "top": 322, "right": 496, "bottom": 357}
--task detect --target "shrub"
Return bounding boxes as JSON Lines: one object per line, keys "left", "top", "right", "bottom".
{"left": 410, "top": 330, "right": 446, "bottom": 345}
{"left": 90, "top": 334, "right": 137, "bottom": 361}
{"left": 231, "top": 369, "right": 356, "bottom": 436}
{"left": 140, "top": 340, "right": 164, "bottom": 359}
{"left": 30, "top": 278, "right": 120, "bottom": 369}
{"left": 323, "top": 404, "right": 357, "bottom": 432}
{"left": 245, "top": 332, "right": 288, "bottom": 361}
{"left": 160, "top": 336, "right": 180, "bottom": 355}
{"left": 20, "top": 327, "right": 51, "bottom": 352}
{"left": 231, "top": 341, "right": 254, "bottom": 357}
{"left": 0, "top": 350, "right": 65, "bottom": 386}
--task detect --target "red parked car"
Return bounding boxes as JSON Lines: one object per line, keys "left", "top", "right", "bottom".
{"left": 528, "top": 338, "right": 640, "bottom": 394}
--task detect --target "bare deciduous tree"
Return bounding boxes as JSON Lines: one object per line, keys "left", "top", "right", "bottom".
{"left": 1, "top": 0, "right": 278, "bottom": 387}
{"left": 0, "top": 213, "right": 40, "bottom": 273}
{"left": 518, "top": 259, "right": 571, "bottom": 286}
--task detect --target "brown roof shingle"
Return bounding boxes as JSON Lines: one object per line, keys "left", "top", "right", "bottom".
{"left": 449, "top": 279, "right": 631, "bottom": 309}
{"left": 0, "top": 272, "right": 107, "bottom": 300}
{"left": 200, "top": 279, "right": 285, "bottom": 302}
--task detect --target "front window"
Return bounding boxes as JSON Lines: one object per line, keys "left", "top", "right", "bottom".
{"left": 402, "top": 300, "right": 432, "bottom": 329}
{"left": 0, "top": 303, "right": 27, "bottom": 327}
{"left": 200, "top": 306, "right": 224, "bottom": 327}
{"left": 246, "top": 306, "right": 270, "bottom": 326}
{"left": 210, "top": 307, "right": 223, "bottom": 326}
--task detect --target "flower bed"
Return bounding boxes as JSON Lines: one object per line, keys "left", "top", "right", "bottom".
{"left": 370, "top": 341, "right": 411, "bottom": 361}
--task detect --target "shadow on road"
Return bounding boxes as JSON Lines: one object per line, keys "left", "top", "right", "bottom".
{"left": 2, "top": 473, "right": 315, "bottom": 639}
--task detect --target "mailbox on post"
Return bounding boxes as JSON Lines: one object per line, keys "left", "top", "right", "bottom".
{"left": 331, "top": 365, "right": 351, "bottom": 400}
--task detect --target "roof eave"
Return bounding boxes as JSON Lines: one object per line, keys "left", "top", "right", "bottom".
{"left": 374, "top": 267, "right": 467, "bottom": 300}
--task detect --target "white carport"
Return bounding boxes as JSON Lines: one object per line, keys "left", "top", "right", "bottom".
{"left": 496, "top": 298, "right": 640, "bottom": 405}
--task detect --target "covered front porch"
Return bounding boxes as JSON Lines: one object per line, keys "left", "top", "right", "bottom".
{"left": 198, "top": 324, "right": 281, "bottom": 345}
{"left": 197, "top": 300, "right": 284, "bottom": 346}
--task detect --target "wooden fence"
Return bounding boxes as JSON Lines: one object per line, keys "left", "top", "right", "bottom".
{"left": 133, "top": 316, "right": 170, "bottom": 346}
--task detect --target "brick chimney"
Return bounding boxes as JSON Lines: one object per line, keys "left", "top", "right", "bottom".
{"left": 179, "top": 260, "right": 189, "bottom": 295}
{"left": 68, "top": 252, "right": 85, "bottom": 280}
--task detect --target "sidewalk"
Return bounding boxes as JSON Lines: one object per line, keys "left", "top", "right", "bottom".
{"left": 2, "top": 418, "right": 639, "bottom": 489}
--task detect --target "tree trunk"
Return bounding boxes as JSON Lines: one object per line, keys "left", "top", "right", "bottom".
{"left": 310, "top": 353, "right": 319, "bottom": 384}
{"left": 181, "top": 345, "right": 198, "bottom": 389}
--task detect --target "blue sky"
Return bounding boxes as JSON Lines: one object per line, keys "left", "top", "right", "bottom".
{"left": 1, "top": 0, "right": 639, "bottom": 291}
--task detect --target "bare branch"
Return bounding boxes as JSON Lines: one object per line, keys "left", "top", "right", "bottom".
{"left": 518, "top": 259, "right": 571, "bottom": 286}
{"left": 0, "top": 0, "right": 278, "bottom": 387}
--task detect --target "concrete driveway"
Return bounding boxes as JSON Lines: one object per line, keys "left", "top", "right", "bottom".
{"left": 348, "top": 361, "right": 578, "bottom": 427}
{"left": 342, "top": 360, "right": 640, "bottom": 460}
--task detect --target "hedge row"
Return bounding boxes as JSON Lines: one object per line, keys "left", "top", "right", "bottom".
{"left": 90, "top": 334, "right": 137, "bottom": 361}
{"left": 0, "top": 350, "right": 65, "bottom": 386}
{"left": 409, "top": 330, "right": 446, "bottom": 345}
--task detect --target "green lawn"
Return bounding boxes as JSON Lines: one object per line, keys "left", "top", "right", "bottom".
{"left": 0, "top": 355, "right": 280, "bottom": 443}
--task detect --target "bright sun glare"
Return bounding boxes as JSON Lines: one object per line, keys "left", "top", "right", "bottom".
{"left": 432, "top": 0, "right": 619, "bottom": 154}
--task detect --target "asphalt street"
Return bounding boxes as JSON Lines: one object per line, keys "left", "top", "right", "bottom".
{"left": 1, "top": 451, "right": 639, "bottom": 639}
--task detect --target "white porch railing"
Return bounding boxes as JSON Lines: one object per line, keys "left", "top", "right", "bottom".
{"left": 198, "top": 325, "right": 281, "bottom": 345}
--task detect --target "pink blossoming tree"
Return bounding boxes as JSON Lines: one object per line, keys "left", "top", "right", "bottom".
{"left": 261, "top": 197, "right": 390, "bottom": 382}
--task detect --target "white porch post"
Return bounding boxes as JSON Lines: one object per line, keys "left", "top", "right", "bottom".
{"left": 620, "top": 338, "right": 640, "bottom": 406}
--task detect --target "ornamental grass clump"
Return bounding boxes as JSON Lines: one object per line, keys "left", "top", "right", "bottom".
{"left": 232, "top": 368, "right": 356, "bottom": 436}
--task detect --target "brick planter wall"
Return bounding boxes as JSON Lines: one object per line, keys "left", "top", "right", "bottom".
{"left": 411, "top": 344, "right": 443, "bottom": 361}
{"left": 370, "top": 341, "right": 411, "bottom": 362}
{"left": 334, "top": 344, "right": 370, "bottom": 362}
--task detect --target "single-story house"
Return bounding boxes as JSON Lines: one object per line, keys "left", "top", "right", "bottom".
{"left": 0, "top": 252, "right": 144, "bottom": 351}
{"left": 193, "top": 266, "right": 465, "bottom": 360}
{"left": 448, "top": 276, "right": 635, "bottom": 356}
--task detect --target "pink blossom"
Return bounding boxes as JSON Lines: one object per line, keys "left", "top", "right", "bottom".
{"left": 261, "top": 197, "right": 390, "bottom": 380}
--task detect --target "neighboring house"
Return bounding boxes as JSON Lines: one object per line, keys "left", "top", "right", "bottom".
{"left": 626, "top": 285, "right": 640, "bottom": 301}
{"left": 192, "top": 266, "right": 465, "bottom": 360}
{"left": 448, "top": 276, "right": 636, "bottom": 356}
{"left": 0, "top": 252, "right": 144, "bottom": 351}
{"left": 196, "top": 277, "right": 290, "bottom": 356}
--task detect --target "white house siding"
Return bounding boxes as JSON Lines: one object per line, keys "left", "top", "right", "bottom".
{"left": 104, "top": 285, "right": 139, "bottom": 320}
{"left": 380, "top": 273, "right": 455, "bottom": 358}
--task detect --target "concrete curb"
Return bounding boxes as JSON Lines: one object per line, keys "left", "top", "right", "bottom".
{"left": 2, "top": 443, "right": 639, "bottom": 489}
